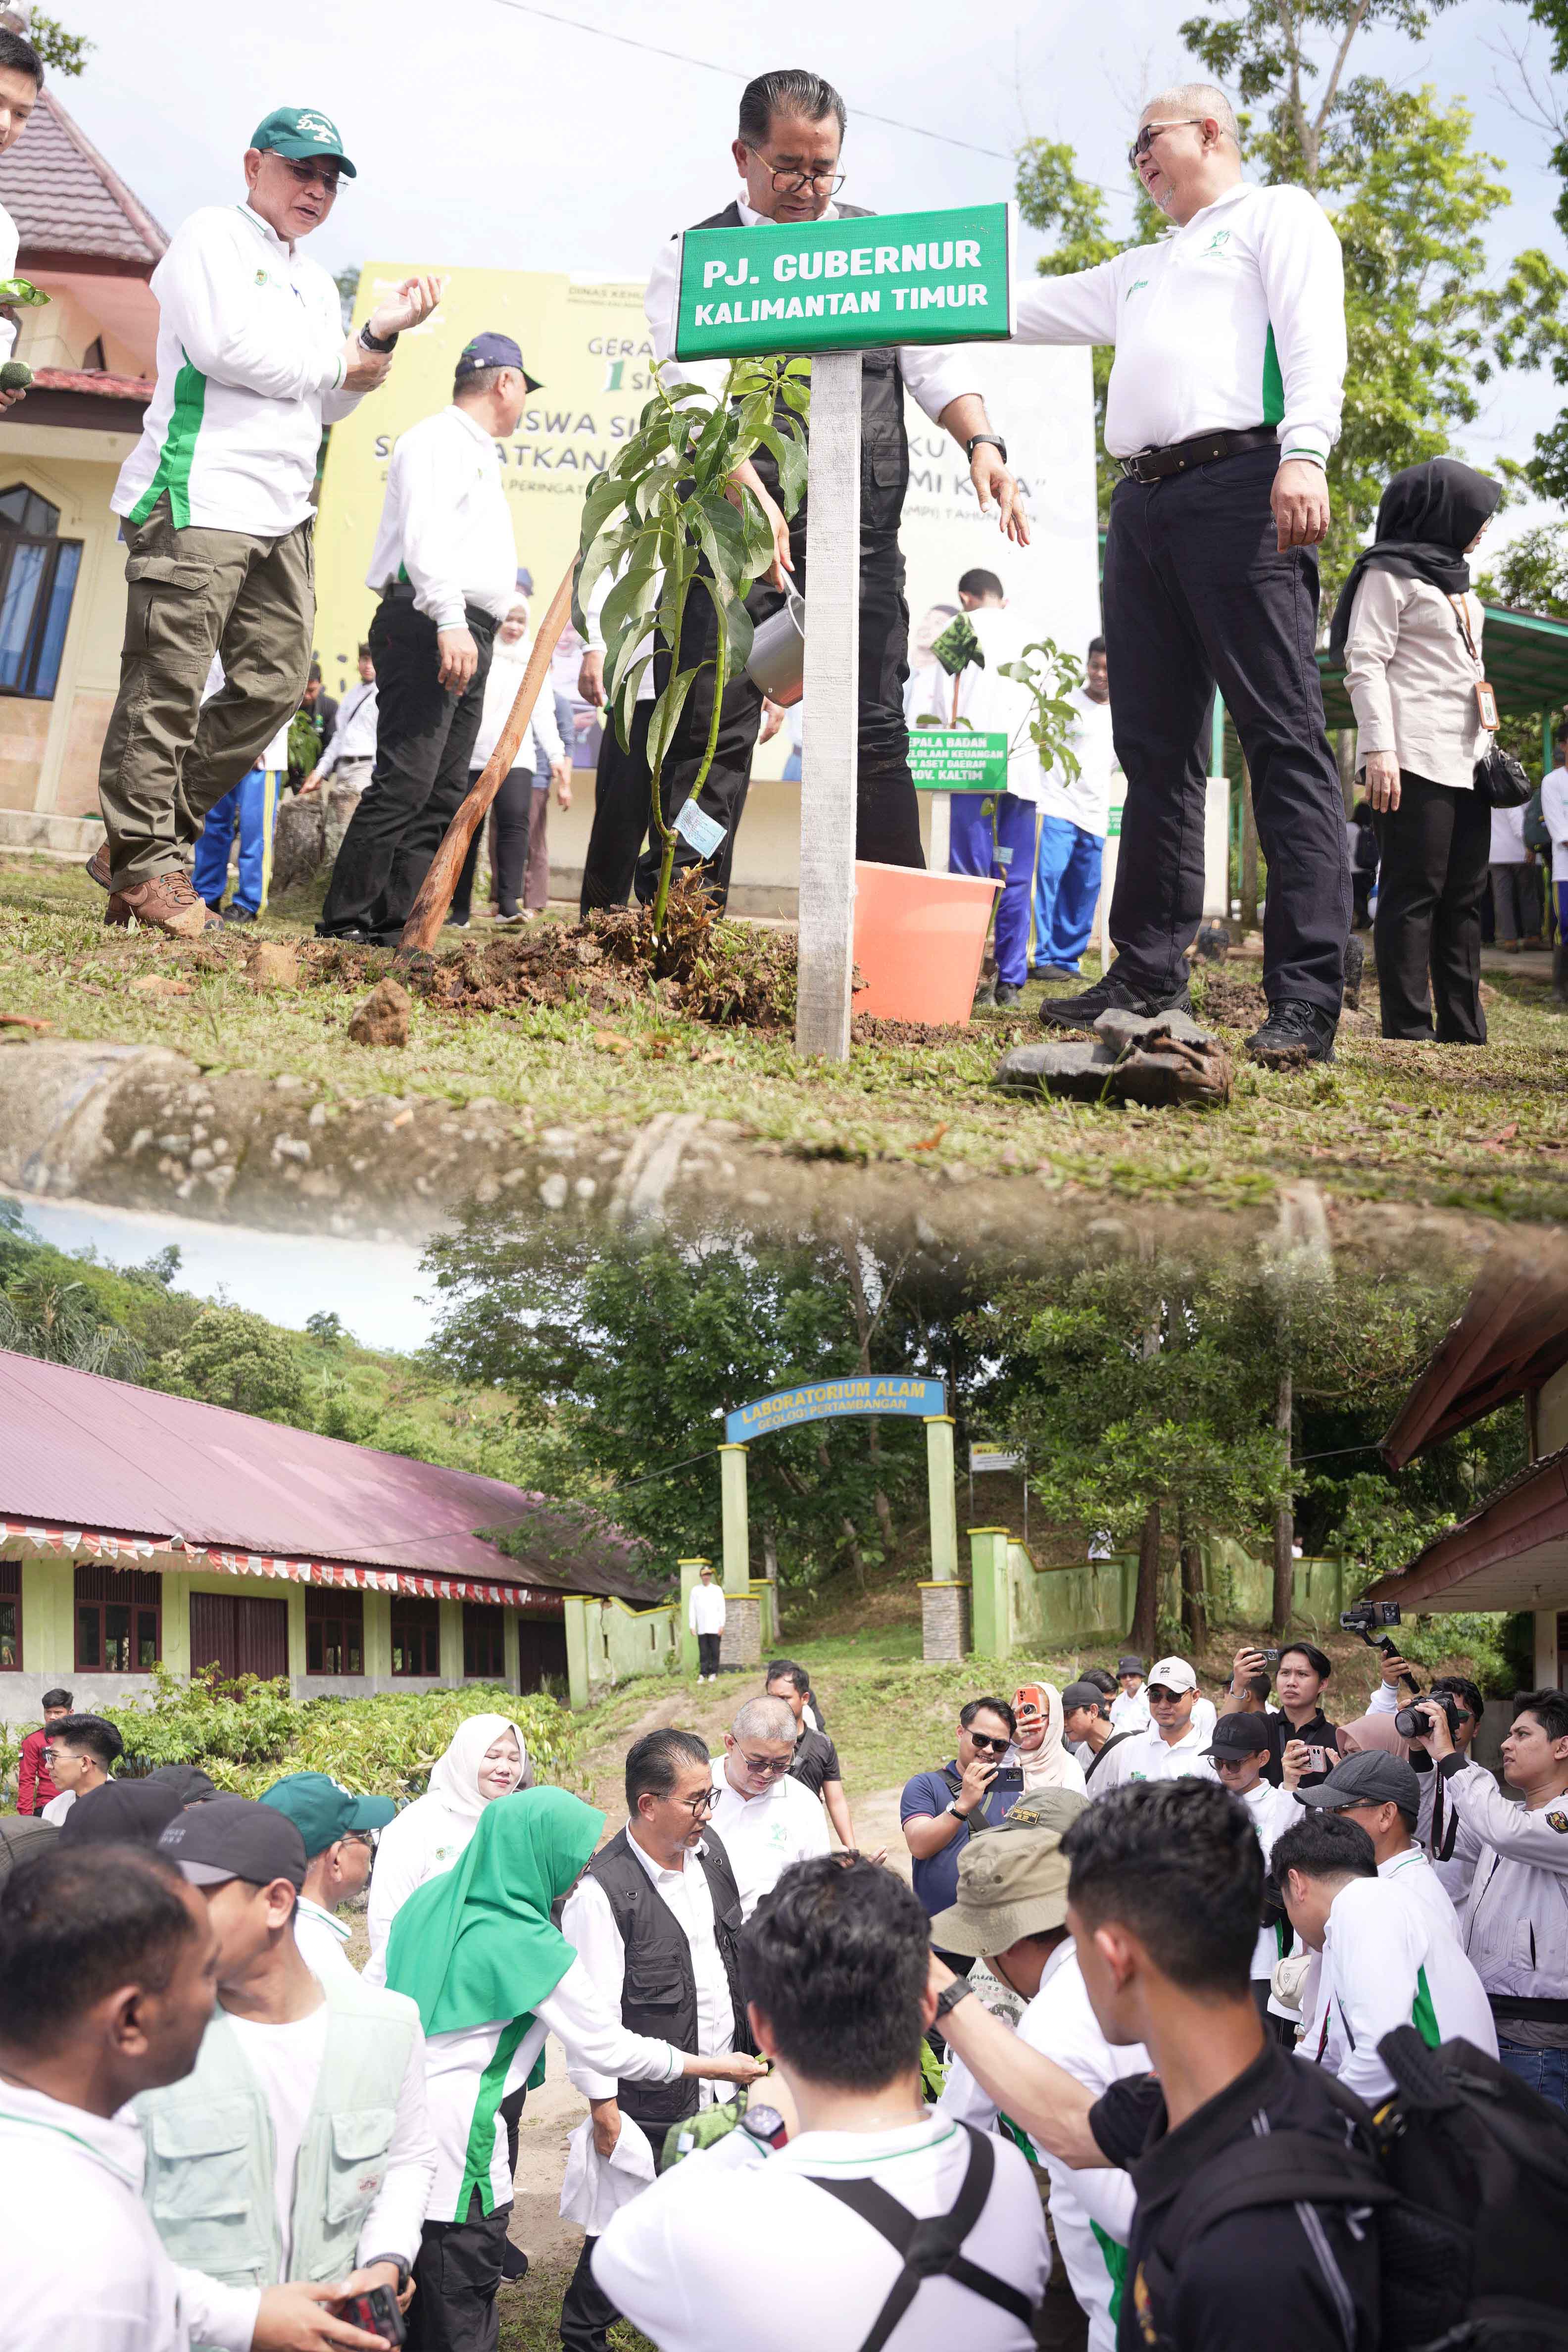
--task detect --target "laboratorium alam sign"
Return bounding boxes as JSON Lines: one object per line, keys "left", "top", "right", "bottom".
{"left": 676, "top": 203, "right": 1014, "bottom": 361}
{"left": 908, "top": 730, "right": 1009, "bottom": 792}
{"left": 725, "top": 1377, "right": 948, "bottom": 1445}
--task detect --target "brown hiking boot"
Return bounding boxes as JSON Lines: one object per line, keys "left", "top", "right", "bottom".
{"left": 86, "top": 841, "right": 111, "bottom": 891}
{"left": 115, "top": 870, "right": 219, "bottom": 937}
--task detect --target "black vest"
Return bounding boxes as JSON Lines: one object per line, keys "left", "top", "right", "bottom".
{"left": 585, "top": 1824, "right": 751, "bottom": 2133}
{"left": 689, "top": 201, "right": 911, "bottom": 533}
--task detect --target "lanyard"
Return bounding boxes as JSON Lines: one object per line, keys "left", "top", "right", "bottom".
{"left": 1448, "top": 594, "right": 1500, "bottom": 732}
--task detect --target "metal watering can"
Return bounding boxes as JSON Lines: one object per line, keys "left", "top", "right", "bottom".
{"left": 744, "top": 585, "right": 806, "bottom": 707}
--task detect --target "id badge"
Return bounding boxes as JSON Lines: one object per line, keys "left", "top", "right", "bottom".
{"left": 1475, "top": 680, "right": 1499, "bottom": 732}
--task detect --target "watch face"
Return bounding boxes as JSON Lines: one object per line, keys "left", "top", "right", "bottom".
{"left": 741, "top": 2104, "right": 786, "bottom": 2146}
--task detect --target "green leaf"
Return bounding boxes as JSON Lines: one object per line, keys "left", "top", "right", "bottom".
{"left": 646, "top": 664, "right": 701, "bottom": 778}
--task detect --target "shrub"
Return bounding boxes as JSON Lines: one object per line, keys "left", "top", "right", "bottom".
{"left": 1397, "top": 1611, "right": 1520, "bottom": 1699}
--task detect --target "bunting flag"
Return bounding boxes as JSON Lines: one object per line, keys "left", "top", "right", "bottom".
{"left": 0, "top": 1521, "right": 565, "bottom": 1613}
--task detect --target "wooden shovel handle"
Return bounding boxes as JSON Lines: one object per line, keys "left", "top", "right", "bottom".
{"left": 397, "top": 561, "right": 576, "bottom": 954}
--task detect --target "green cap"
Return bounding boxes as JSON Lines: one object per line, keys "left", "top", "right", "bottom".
{"left": 258, "top": 1771, "right": 393, "bottom": 1858}
{"left": 249, "top": 107, "right": 357, "bottom": 179}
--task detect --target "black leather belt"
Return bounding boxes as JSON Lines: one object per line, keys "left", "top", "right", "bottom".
{"left": 1118, "top": 425, "right": 1276, "bottom": 485}
{"left": 381, "top": 582, "right": 496, "bottom": 631}
{"left": 1489, "top": 1995, "right": 1568, "bottom": 2023}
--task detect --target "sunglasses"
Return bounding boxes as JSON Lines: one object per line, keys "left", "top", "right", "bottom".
{"left": 967, "top": 1731, "right": 1012, "bottom": 1756}
{"left": 1147, "top": 1687, "right": 1188, "bottom": 1704}
{"left": 735, "top": 1750, "right": 792, "bottom": 1778}
{"left": 1126, "top": 117, "right": 1204, "bottom": 170}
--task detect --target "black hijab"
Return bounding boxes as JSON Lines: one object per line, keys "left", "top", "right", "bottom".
{"left": 57, "top": 1777, "right": 183, "bottom": 1848}
{"left": 1328, "top": 457, "right": 1502, "bottom": 662}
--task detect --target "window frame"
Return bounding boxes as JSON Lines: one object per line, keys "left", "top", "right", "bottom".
{"left": 0, "top": 484, "right": 83, "bottom": 702}
{"left": 390, "top": 1595, "right": 441, "bottom": 1678}
{"left": 462, "top": 1601, "right": 508, "bottom": 1682}
{"left": 0, "top": 1559, "right": 19, "bottom": 1671}
{"left": 73, "top": 1566, "right": 162, "bottom": 1675}
{"left": 304, "top": 1585, "right": 365, "bottom": 1677}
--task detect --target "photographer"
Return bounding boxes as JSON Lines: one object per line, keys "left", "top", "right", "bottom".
{"left": 901, "top": 1699, "right": 1020, "bottom": 1961}
{"left": 1361, "top": 1663, "right": 1485, "bottom": 1908}
{"left": 1410, "top": 1689, "right": 1568, "bottom": 2107}
{"left": 1222, "top": 1642, "right": 1339, "bottom": 1788}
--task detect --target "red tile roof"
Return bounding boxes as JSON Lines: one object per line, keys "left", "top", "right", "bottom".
{"left": 31, "top": 366, "right": 151, "bottom": 398}
{"left": 0, "top": 1349, "right": 653, "bottom": 1598}
{"left": 0, "top": 89, "right": 168, "bottom": 267}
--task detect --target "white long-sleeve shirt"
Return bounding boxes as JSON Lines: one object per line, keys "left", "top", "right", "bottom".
{"left": 315, "top": 678, "right": 378, "bottom": 776}
{"left": 366, "top": 403, "right": 517, "bottom": 632}
{"left": 561, "top": 1834, "right": 736, "bottom": 2106}
{"left": 1344, "top": 572, "right": 1487, "bottom": 790}
{"left": 1541, "top": 764, "right": 1568, "bottom": 886}
{"left": 1378, "top": 1841, "right": 1462, "bottom": 1948}
{"left": 364, "top": 1796, "right": 477, "bottom": 1986}
{"left": 1015, "top": 181, "right": 1346, "bottom": 466}
{"left": 1439, "top": 1757, "right": 1568, "bottom": 2006}
{"left": 647, "top": 194, "right": 983, "bottom": 428}
{"left": 688, "top": 1581, "right": 727, "bottom": 1636}
{"left": 113, "top": 203, "right": 355, "bottom": 536}
{"left": 1313, "top": 1874, "right": 1497, "bottom": 2103}
{"left": 469, "top": 632, "right": 566, "bottom": 774}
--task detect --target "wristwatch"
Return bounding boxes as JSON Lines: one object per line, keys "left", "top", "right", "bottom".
{"left": 935, "top": 1978, "right": 975, "bottom": 2020}
{"left": 945, "top": 1799, "right": 969, "bottom": 1822}
{"left": 966, "top": 433, "right": 1008, "bottom": 465}
{"left": 739, "top": 2103, "right": 789, "bottom": 2152}
{"left": 358, "top": 321, "right": 398, "bottom": 355}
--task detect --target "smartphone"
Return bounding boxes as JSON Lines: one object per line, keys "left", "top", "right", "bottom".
{"left": 335, "top": 2288, "right": 405, "bottom": 2346}
{"left": 1304, "top": 1745, "right": 1329, "bottom": 1774}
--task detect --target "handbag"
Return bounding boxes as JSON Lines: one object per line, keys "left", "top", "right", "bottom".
{"left": 1474, "top": 743, "right": 1533, "bottom": 807}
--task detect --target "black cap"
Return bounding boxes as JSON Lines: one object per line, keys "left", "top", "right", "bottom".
{"left": 157, "top": 1794, "right": 306, "bottom": 1890}
{"left": 1061, "top": 1680, "right": 1107, "bottom": 1713}
{"left": 1205, "top": 1712, "right": 1275, "bottom": 1758}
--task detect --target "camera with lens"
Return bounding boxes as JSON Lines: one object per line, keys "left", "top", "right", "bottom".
{"left": 1394, "top": 1692, "right": 1465, "bottom": 1743}
{"left": 1340, "top": 1600, "right": 1401, "bottom": 1635}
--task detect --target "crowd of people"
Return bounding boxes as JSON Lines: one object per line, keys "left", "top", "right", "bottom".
{"left": 1, "top": 1630, "right": 1565, "bottom": 2352}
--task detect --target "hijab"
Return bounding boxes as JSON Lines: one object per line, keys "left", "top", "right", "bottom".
{"left": 1327, "top": 457, "right": 1501, "bottom": 662}
{"left": 384, "top": 1784, "right": 603, "bottom": 2037}
{"left": 424, "top": 1712, "right": 530, "bottom": 1825}
{"left": 57, "top": 1777, "right": 183, "bottom": 1848}
{"left": 147, "top": 1764, "right": 219, "bottom": 1806}
{"left": 1015, "top": 1680, "right": 1076, "bottom": 1790}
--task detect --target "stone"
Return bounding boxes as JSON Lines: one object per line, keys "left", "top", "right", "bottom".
{"left": 995, "top": 1020, "right": 1232, "bottom": 1110}
{"left": 995, "top": 1039, "right": 1114, "bottom": 1091}
{"left": 1092, "top": 1006, "right": 1217, "bottom": 1054}
{"left": 269, "top": 791, "right": 324, "bottom": 898}
{"left": 347, "top": 977, "right": 411, "bottom": 1048}
{"left": 245, "top": 941, "right": 298, "bottom": 991}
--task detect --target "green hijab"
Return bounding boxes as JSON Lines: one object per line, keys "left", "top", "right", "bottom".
{"left": 384, "top": 1783, "right": 604, "bottom": 2037}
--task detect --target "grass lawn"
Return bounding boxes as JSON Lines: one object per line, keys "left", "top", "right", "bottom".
{"left": 1, "top": 854, "right": 1566, "bottom": 1216}
{"left": 497, "top": 2260, "right": 649, "bottom": 2352}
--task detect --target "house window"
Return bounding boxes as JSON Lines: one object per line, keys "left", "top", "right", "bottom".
{"left": 0, "top": 485, "right": 82, "bottom": 701}
{"left": 0, "top": 1560, "right": 18, "bottom": 1670}
{"left": 305, "top": 1586, "right": 363, "bottom": 1676}
{"left": 74, "top": 1565, "right": 161, "bottom": 1673}
{"left": 463, "top": 1602, "right": 507, "bottom": 1681}
{"left": 391, "top": 1596, "right": 441, "bottom": 1677}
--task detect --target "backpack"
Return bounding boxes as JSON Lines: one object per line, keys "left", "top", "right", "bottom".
{"left": 1151, "top": 2028, "right": 1568, "bottom": 2352}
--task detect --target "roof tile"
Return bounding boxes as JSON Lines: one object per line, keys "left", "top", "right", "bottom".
{"left": 0, "top": 88, "right": 168, "bottom": 266}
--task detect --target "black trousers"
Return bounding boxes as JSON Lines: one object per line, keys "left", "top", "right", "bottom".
{"left": 1101, "top": 443, "right": 1351, "bottom": 1015}
{"left": 453, "top": 766, "right": 532, "bottom": 922}
{"left": 321, "top": 594, "right": 494, "bottom": 938}
{"left": 1372, "top": 770, "right": 1490, "bottom": 1040}
{"left": 580, "top": 701, "right": 654, "bottom": 915}
{"left": 405, "top": 2189, "right": 511, "bottom": 2352}
{"left": 559, "top": 2132, "right": 672, "bottom": 2352}
{"left": 625, "top": 509, "right": 923, "bottom": 914}
{"left": 696, "top": 1631, "right": 722, "bottom": 1676}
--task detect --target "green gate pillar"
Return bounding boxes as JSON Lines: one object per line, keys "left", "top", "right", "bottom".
{"left": 719, "top": 1444, "right": 750, "bottom": 1591}
{"left": 564, "top": 1594, "right": 594, "bottom": 1710}
{"left": 678, "top": 1558, "right": 708, "bottom": 1678}
{"left": 968, "top": 1526, "right": 1012, "bottom": 1658}
{"left": 925, "top": 1416, "right": 959, "bottom": 1582}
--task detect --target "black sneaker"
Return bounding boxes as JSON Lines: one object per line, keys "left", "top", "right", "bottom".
{"left": 1245, "top": 999, "right": 1337, "bottom": 1067}
{"left": 220, "top": 903, "right": 257, "bottom": 926}
{"left": 993, "top": 980, "right": 1024, "bottom": 1007}
{"left": 1037, "top": 963, "right": 1192, "bottom": 1034}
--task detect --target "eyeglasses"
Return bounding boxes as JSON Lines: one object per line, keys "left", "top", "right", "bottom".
{"left": 967, "top": 1731, "right": 1011, "bottom": 1756}
{"left": 736, "top": 1750, "right": 792, "bottom": 1778}
{"left": 750, "top": 151, "right": 845, "bottom": 197}
{"left": 1127, "top": 118, "right": 1204, "bottom": 171}
{"left": 680, "top": 1786, "right": 722, "bottom": 1816}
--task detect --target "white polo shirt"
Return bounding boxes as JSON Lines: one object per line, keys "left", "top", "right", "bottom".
{"left": 292, "top": 1895, "right": 361, "bottom": 1987}
{"left": 366, "top": 404, "right": 517, "bottom": 632}
{"left": 1378, "top": 1842, "right": 1461, "bottom": 1947}
{"left": 1314, "top": 1874, "right": 1497, "bottom": 2103}
{"left": 1015, "top": 180, "right": 1346, "bottom": 466}
{"left": 707, "top": 1764, "right": 830, "bottom": 1920}
{"left": 1088, "top": 1717, "right": 1211, "bottom": 1795}
{"left": 593, "top": 2108, "right": 1048, "bottom": 2352}
{"left": 1108, "top": 1684, "right": 1149, "bottom": 1732}
{"left": 562, "top": 1834, "right": 736, "bottom": 2108}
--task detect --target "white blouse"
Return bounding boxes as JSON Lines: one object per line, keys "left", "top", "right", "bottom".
{"left": 1344, "top": 569, "right": 1487, "bottom": 791}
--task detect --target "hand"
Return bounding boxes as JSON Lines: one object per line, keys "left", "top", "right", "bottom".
{"left": 1363, "top": 750, "right": 1400, "bottom": 814}
{"left": 971, "top": 446, "right": 1030, "bottom": 547}
{"left": 0, "top": 383, "right": 25, "bottom": 411}
{"left": 704, "top": 2051, "right": 770, "bottom": 2085}
{"left": 367, "top": 274, "right": 445, "bottom": 341}
{"left": 1281, "top": 1738, "right": 1311, "bottom": 1792}
{"left": 251, "top": 2282, "right": 389, "bottom": 2351}
{"left": 336, "top": 2265, "right": 400, "bottom": 2308}
{"left": 1379, "top": 1652, "right": 1415, "bottom": 1688}
{"left": 728, "top": 465, "right": 792, "bottom": 592}
{"left": 552, "top": 762, "right": 573, "bottom": 808}
{"left": 578, "top": 648, "right": 605, "bottom": 707}
{"left": 1410, "top": 1700, "right": 1455, "bottom": 1761}
{"left": 858, "top": 1845, "right": 889, "bottom": 1867}
{"left": 758, "top": 696, "right": 785, "bottom": 745}
{"left": 1272, "top": 457, "right": 1330, "bottom": 550}
{"left": 1231, "top": 1645, "right": 1268, "bottom": 1694}
{"left": 341, "top": 339, "right": 393, "bottom": 393}
{"left": 590, "top": 2097, "right": 622, "bottom": 2158}
{"left": 437, "top": 627, "right": 479, "bottom": 694}
{"left": 956, "top": 1754, "right": 996, "bottom": 1814}
{"left": 298, "top": 769, "right": 322, "bottom": 797}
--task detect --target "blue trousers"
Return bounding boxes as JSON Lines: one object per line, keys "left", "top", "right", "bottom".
{"left": 192, "top": 764, "right": 278, "bottom": 916}
{"left": 1032, "top": 811, "right": 1105, "bottom": 973}
{"left": 1497, "top": 2039, "right": 1568, "bottom": 2110}
{"left": 949, "top": 790, "right": 1035, "bottom": 986}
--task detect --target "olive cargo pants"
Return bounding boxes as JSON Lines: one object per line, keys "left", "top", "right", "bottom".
{"left": 97, "top": 494, "right": 314, "bottom": 891}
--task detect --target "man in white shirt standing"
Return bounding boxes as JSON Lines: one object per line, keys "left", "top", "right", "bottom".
{"left": 91, "top": 108, "right": 438, "bottom": 939}
{"left": 1290, "top": 1750, "right": 1460, "bottom": 1948}
{"left": 319, "top": 331, "right": 536, "bottom": 945}
{"left": 687, "top": 1561, "right": 727, "bottom": 1682}
{"left": 1088, "top": 1658, "right": 1211, "bottom": 1796}
{"left": 631, "top": 66, "right": 1025, "bottom": 912}
{"left": 1033, "top": 637, "right": 1114, "bottom": 982}
{"left": 302, "top": 644, "right": 378, "bottom": 797}
{"left": 1018, "top": 83, "right": 1352, "bottom": 1070}
{"left": 256, "top": 1773, "right": 395, "bottom": 1988}
{"left": 706, "top": 1696, "right": 830, "bottom": 1920}
{"left": 1201, "top": 1712, "right": 1299, "bottom": 2015}
{"left": 39, "top": 1712, "right": 123, "bottom": 1825}
{"left": 1107, "top": 1656, "right": 1148, "bottom": 1732}
{"left": 559, "top": 1729, "right": 752, "bottom": 2352}
{"left": 0, "top": 25, "right": 42, "bottom": 401}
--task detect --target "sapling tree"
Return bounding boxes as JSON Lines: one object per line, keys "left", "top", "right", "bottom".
{"left": 574, "top": 359, "right": 808, "bottom": 936}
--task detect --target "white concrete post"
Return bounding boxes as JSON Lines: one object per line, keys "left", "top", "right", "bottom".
{"left": 795, "top": 351, "right": 862, "bottom": 1060}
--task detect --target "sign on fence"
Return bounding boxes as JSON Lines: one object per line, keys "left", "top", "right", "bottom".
{"left": 725, "top": 1376, "right": 948, "bottom": 1445}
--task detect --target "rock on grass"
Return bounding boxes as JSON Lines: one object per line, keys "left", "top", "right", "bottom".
{"left": 348, "top": 976, "right": 411, "bottom": 1048}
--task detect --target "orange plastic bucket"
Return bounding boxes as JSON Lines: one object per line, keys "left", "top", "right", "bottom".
{"left": 850, "top": 860, "right": 1001, "bottom": 1027}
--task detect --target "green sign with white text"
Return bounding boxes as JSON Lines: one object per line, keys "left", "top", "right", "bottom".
{"left": 674, "top": 203, "right": 1015, "bottom": 361}
{"left": 908, "top": 730, "right": 1010, "bottom": 792}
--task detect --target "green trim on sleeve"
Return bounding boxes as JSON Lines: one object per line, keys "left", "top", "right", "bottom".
{"left": 129, "top": 350, "right": 207, "bottom": 530}
{"left": 1261, "top": 324, "right": 1284, "bottom": 429}
{"left": 1411, "top": 1966, "right": 1441, "bottom": 2051}
{"left": 456, "top": 2016, "right": 528, "bottom": 2219}
{"left": 1091, "top": 2220, "right": 1130, "bottom": 2323}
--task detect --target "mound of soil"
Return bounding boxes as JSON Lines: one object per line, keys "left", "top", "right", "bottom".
{"left": 1190, "top": 971, "right": 1272, "bottom": 1031}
